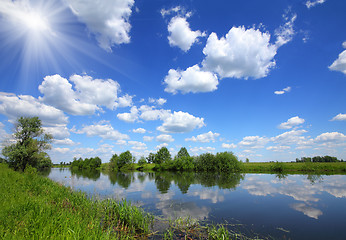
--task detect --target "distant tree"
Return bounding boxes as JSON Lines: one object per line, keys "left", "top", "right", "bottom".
{"left": 2, "top": 116, "right": 52, "bottom": 171}
{"left": 109, "top": 153, "right": 119, "bottom": 170}
{"left": 154, "top": 147, "right": 171, "bottom": 165}
{"left": 146, "top": 153, "right": 155, "bottom": 164}
{"left": 118, "top": 151, "right": 133, "bottom": 168}
{"left": 138, "top": 156, "right": 147, "bottom": 166}
{"left": 176, "top": 147, "right": 190, "bottom": 159}
{"left": 246, "top": 158, "right": 250, "bottom": 163}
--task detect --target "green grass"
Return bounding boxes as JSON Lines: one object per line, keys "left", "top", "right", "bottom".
{"left": 242, "top": 162, "right": 346, "bottom": 174}
{"left": 0, "top": 163, "right": 153, "bottom": 239}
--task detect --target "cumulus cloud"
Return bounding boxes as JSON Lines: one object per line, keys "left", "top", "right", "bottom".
{"left": 306, "top": 0, "right": 327, "bottom": 9}
{"left": 148, "top": 97, "right": 167, "bottom": 106}
{"left": 128, "top": 141, "right": 147, "bottom": 150}
{"left": 167, "top": 16, "right": 205, "bottom": 52}
{"left": 222, "top": 143, "right": 237, "bottom": 149}
{"left": 202, "top": 27, "right": 277, "bottom": 79}
{"left": 43, "top": 125, "right": 70, "bottom": 140}
{"left": 278, "top": 116, "right": 305, "bottom": 129}
{"left": 0, "top": 92, "right": 68, "bottom": 126}
{"left": 266, "top": 145, "right": 291, "bottom": 152}
{"left": 331, "top": 113, "right": 346, "bottom": 121}
{"left": 66, "top": 0, "right": 135, "bottom": 51}
{"left": 53, "top": 138, "right": 78, "bottom": 146}
{"left": 185, "top": 131, "right": 220, "bottom": 143}
{"left": 190, "top": 146, "right": 215, "bottom": 154}
{"left": 157, "top": 111, "right": 205, "bottom": 133}
{"left": 117, "top": 106, "right": 139, "bottom": 122}
{"left": 139, "top": 105, "right": 171, "bottom": 121}
{"left": 238, "top": 136, "right": 269, "bottom": 149}
{"left": 156, "top": 134, "right": 174, "bottom": 143}
{"left": 329, "top": 42, "right": 346, "bottom": 75}
{"left": 132, "top": 128, "right": 146, "bottom": 133}
{"left": 314, "top": 132, "right": 346, "bottom": 143}
{"left": 39, "top": 74, "right": 129, "bottom": 116}
{"left": 75, "top": 122, "right": 129, "bottom": 141}
{"left": 52, "top": 147, "right": 70, "bottom": 154}
{"left": 274, "top": 86, "right": 291, "bottom": 95}
{"left": 164, "top": 65, "right": 218, "bottom": 94}
{"left": 143, "top": 136, "right": 154, "bottom": 142}
{"left": 271, "top": 129, "right": 308, "bottom": 145}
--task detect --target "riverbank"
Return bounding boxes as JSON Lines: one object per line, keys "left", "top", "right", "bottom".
{"left": 241, "top": 161, "right": 346, "bottom": 174}
{"left": 0, "top": 164, "right": 153, "bottom": 239}
{"left": 0, "top": 164, "right": 251, "bottom": 239}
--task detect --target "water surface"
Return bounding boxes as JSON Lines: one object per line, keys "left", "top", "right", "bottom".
{"left": 48, "top": 168, "right": 346, "bottom": 239}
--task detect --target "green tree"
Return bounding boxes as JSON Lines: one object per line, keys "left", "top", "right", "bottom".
{"left": 109, "top": 153, "right": 119, "bottom": 170}
{"left": 138, "top": 156, "right": 147, "bottom": 166}
{"left": 154, "top": 147, "right": 171, "bottom": 165}
{"left": 146, "top": 153, "right": 155, "bottom": 164}
{"left": 2, "top": 117, "right": 52, "bottom": 171}
{"left": 176, "top": 147, "right": 190, "bottom": 159}
{"left": 118, "top": 151, "right": 133, "bottom": 168}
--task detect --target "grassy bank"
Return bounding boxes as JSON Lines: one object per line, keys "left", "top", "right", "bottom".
{"left": 0, "top": 164, "right": 253, "bottom": 239}
{"left": 0, "top": 164, "right": 153, "bottom": 239}
{"left": 242, "top": 161, "right": 346, "bottom": 174}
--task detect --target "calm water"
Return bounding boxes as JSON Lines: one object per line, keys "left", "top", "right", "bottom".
{"left": 47, "top": 168, "right": 346, "bottom": 239}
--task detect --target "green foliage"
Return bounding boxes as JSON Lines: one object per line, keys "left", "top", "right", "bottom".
{"left": 154, "top": 147, "right": 171, "bottom": 165}
{"left": 118, "top": 151, "right": 134, "bottom": 168}
{"left": 146, "top": 152, "right": 155, "bottom": 164}
{"left": 194, "top": 152, "right": 242, "bottom": 172}
{"left": 270, "top": 161, "right": 285, "bottom": 172}
{"left": 71, "top": 156, "right": 102, "bottom": 169}
{"left": 176, "top": 147, "right": 190, "bottom": 159}
{"left": 0, "top": 164, "right": 153, "bottom": 239}
{"left": 297, "top": 155, "right": 341, "bottom": 162}
{"left": 2, "top": 116, "right": 52, "bottom": 171}
{"left": 138, "top": 156, "right": 147, "bottom": 166}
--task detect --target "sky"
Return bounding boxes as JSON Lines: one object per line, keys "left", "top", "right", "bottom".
{"left": 0, "top": 0, "right": 345, "bottom": 163}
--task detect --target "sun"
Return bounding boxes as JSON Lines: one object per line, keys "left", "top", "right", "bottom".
{"left": 22, "top": 11, "right": 49, "bottom": 32}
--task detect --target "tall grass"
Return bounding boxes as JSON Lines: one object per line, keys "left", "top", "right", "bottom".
{"left": 0, "top": 163, "right": 153, "bottom": 239}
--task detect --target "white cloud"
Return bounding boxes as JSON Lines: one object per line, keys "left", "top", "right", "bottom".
{"left": 75, "top": 122, "right": 129, "bottom": 141}
{"left": 329, "top": 42, "right": 346, "bottom": 75}
{"left": 156, "top": 143, "right": 168, "bottom": 149}
{"left": 39, "top": 74, "right": 128, "bottom": 115}
{"left": 238, "top": 136, "right": 269, "bottom": 149}
{"left": 291, "top": 203, "right": 322, "bottom": 219}
{"left": 0, "top": 92, "right": 68, "bottom": 126}
{"left": 53, "top": 138, "right": 78, "bottom": 146}
{"left": 160, "top": 6, "right": 183, "bottom": 17}
{"left": 275, "top": 12, "right": 296, "bottom": 47}
{"left": 117, "top": 106, "right": 139, "bottom": 122}
{"left": 157, "top": 111, "right": 205, "bottom": 133}
{"left": 139, "top": 105, "right": 171, "bottom": 121}
{"left": 278, "top": 116, "right": 305, "bottom": 129}
{"left": 266, "top": 145, "right": 291, "bottom": 152}
{"left": 190, "top": 146, "right": 215, "bottom": 154}
{"left": 116, "top": 140, "right": 127, "bottom": 145}
{"left": 132, "top": 128, "right": 146, "bottom": 133}
{"left": 185, "top": 131, "right": 220, "bottom": 143}
{"left": 314, "top": 132, "right": 346, "bottom": 143}
{"left": 202, "top": 26, "right": 277, "bottom": 79}
{"left": 143, "top": 136, "right": 154, "bottom": 142}
{"left": 128, "top": 141, "right": 147, "bottom": 150}
{"left": 275, "top": 86, "right": 291, "bottom": 95}
{"left": 306, "top": 0, "right": 327, "bottom": 9}
{"left": 164, "top": 65, "right": 218, "bottom": 94}
{"left": 331, "top": 113, "right": 346, "bottom": 121}
{"left": 66, "top": 0, "right": 135, "bottom": 51}
{"left": 148, "top": 97, "right": 166, "bottom": 106}
{"left": 156, "top": 134, "right": 175, "bottom": 143}
{"left": 222, "top": 143, "right": 237, "bottom": 149}
{"left": 43, "top": 125, "right": 70, "bottom": 140}
{"left": 272, "top": 129, "right": 308, "bottom": 145}
{"left": 52, "top": 147, "right": 70, "bottom": 154}
{"left": 167, "top": 16, "right": 205, "bottom": 52}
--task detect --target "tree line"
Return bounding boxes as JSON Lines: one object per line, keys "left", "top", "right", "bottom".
{"left": 296, "top": 156, "right": 343, "bottom": 163}
{"left": 71, "top": 157, "right": 102, "bottom": 169}
{"left": 108, "top": 146, "right": 242, "bottom": 173}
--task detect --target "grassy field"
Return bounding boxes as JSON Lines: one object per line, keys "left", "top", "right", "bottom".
{"left": 0, "top": 163, "right": 153, "bottom": 239}
{"left": 241, "top": 161, "right": 346, "bottom": 174}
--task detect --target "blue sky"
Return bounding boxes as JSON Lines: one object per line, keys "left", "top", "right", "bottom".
{"left": 0, "top": 0, "right": 345, "bottom": 163}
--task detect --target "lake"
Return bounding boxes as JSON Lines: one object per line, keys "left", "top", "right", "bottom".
{"left": 47, "top": 168, "right": 346, "bottom": 239}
